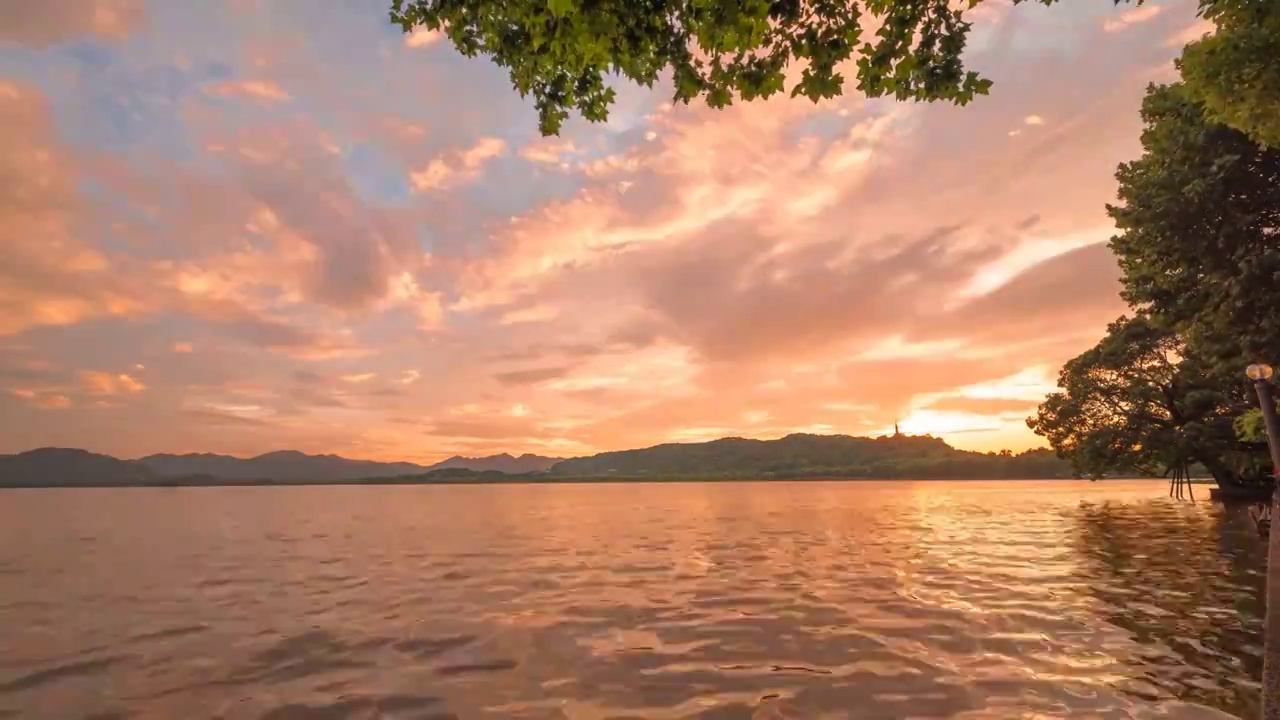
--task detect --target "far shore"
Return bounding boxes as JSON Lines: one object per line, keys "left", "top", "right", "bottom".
{"left": 0, "top": 474, "right": 1166, "bottom": 490}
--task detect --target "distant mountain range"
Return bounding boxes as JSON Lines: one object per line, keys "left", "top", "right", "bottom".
{"left": 0, "top": 433, "right": 1076, "bottom": 488}
{"left": 0, "top": 448, "right": 562, "bottom": 487}
{"left": 136, "top": 450, "right": 561, "bottom": 482}
{"left": 0, "top": 448, "right": 157, "bottom": 487}
{"left": 137, "top": 451, "right": 428, "bottom": 482}
{"left": 425, "top": 453, "right": 561, "bottom": 475}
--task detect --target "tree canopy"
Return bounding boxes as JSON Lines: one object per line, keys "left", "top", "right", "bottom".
{"left": 389, "top": 0, "right": 1214, "bottom": 136}
{"left": 1178, "top": 0, "right": 1280, "bottom": 148}
{"left": 1028, "top": 316, "right": 1244, "bottom": 482}
{"left": 1030, "top": 66, "right": 1278, "bottom": 487}
{"left": 1108, "top": 83, "right": 1280, "bottom": 369}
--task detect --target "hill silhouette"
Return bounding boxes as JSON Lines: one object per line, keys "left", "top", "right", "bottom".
{"left": 137, "top": 451, "right": 561, "bottom": 482}
{"left": 428, "top": 452, "right": 562, "bottom": 474}
{"left": 1, "top": 434, "right": 1076, "bottom": 488}
{"left": 138, "top": 451, "right": 430, "bottom": 482}
{"left": 549, "top": 433, "right": 1070, "bottom": 480}
{"left": 0, "top": 448, "right": 157, "bottom": 487}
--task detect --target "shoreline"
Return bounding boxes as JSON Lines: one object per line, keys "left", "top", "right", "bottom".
{"left": 0, "top": 475, "right": 1161, "bottom": 490}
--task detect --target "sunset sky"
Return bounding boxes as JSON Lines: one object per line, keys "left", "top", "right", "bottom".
{"left": 0, "top": 0, "right": 1211, "bottom": 462}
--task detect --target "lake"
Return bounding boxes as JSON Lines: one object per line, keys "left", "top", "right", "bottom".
{"left": 0, "top": 480, "right": 1264, "bottom": 719}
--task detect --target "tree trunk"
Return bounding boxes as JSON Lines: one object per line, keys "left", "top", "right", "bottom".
{"left": 1209, "top": 467, "right": 1239, "bottom": 489}
{"left": 1200, "top": 457, "right": 1241, "bottom": 488}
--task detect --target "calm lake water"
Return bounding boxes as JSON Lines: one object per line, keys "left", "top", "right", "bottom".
{"left": 0, "top": 480, "right": 1265, "bottom": 719}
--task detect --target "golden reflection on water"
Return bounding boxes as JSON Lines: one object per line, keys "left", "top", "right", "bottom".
{"left": 0, "top": 480, "right": 1262, "bottom": 719}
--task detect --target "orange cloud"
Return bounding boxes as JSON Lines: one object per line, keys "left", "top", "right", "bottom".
{"left": 37, "top": 394, "right": 73, "bottom": 409}
{"left": 9, "top": 389, "right": 73, "bottom": 410}
{"left": 0, "top": 82, "right": 145, "bottom": 336}
{"left": 79, "top": 371, "right": 146, "bottom": 396}
{"left": 409, "top": 137, "right": 508, "bottom": 191}
{"left": 926, "top": 396, "right": 1041, "bottom": 415}
{"left": 499, "top": 304, "right": 560, "bottom": 325}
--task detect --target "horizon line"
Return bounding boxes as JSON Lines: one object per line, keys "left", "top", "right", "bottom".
{"left": 3, "top": 430, "right": 1055, "bottom": 465}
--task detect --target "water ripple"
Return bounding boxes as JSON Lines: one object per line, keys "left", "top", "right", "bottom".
{"left": 0, "top": 655, "right": 131, "bottom": 695}
{"left": 0, "top": 481, "right": 1264, "bottom": 718}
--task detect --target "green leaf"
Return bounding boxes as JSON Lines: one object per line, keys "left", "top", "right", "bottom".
{"left": 547, "top": 0, "right": 575, "bottom": 17}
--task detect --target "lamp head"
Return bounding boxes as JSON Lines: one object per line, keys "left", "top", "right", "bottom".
{"left": 1247, "top": 363, "right": 1274, "bottom": 381}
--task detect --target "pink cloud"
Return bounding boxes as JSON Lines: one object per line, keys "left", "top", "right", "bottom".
{"left": 78, "top": 370, "right": 146, "bottom": 396}
{"left": 404, "top": 27, "right": 441, "bottom": 49}
{"left": 205, "top": 80, "right": 292, "bottom": 102}
{"left": 409, "top": 136, "right": 508, "bottom": 191}
{"left": 519, "top": 137, "right": 580, "bottom": 167}
{"left": 1165, "top": 18, "right": 1216, "bottom": 47}
{"left": 1103, "top": 4, "right": 1164, "bottom": 32}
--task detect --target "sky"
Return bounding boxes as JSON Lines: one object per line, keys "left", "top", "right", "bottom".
{"left": 0, "top": 0, "right": 1213, "bottom": 463}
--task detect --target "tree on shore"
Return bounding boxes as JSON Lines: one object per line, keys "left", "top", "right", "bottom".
{"left": 1028, "top": 316, "right": 1246, "bottom": 485}
{"left": 1029, "top": 73, "right": 1278, "bottom": 485}
{"left": 1109, "top": 83, "right": 1280, "bottom": 369}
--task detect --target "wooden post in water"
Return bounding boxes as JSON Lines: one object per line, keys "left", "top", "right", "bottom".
{"left": 1247, "top": 364, "right": 1280, "bottom": 720}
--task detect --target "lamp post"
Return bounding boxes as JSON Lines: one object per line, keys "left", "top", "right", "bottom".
{"left": 1248, "top": 363, "right": 1280, "bottom": 720}
{"left": 1249, "top": 364, "right": 1280, "bottom": 471}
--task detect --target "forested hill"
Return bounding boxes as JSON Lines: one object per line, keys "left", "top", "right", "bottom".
{"left": 548, "top": 433, "right": 1074, "bottom": 479}
{"left": 1, "top": 435, "right": 1079, "bottom": 487}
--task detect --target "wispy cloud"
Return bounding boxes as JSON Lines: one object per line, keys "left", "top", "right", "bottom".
{"left": 409, "top": 137, "right": 508, "bottom": 191}
{"left": 79, "top": 371, "right": 146, "bottom": 396}
{"left": 1104, "top": 4, "right": 1164, "bottom": 32}
{"left": 205, "top": 80, "right": 292, "bottom": 102}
